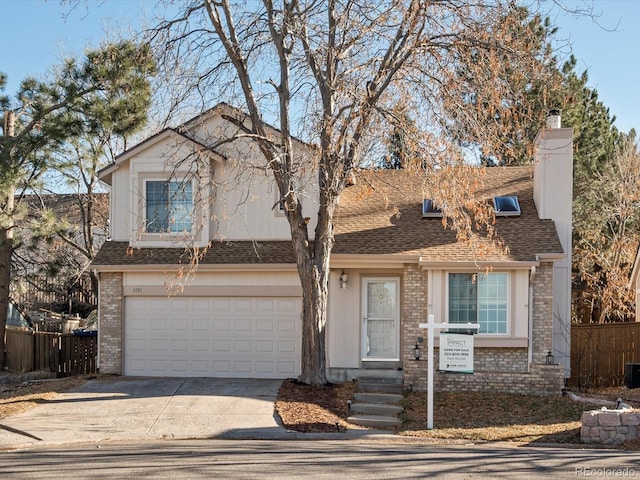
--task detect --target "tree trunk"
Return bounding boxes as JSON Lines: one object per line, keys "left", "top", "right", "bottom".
{"left": 293, "top": 188, "right": 336, "bottom": 386}
{"left": 297, "top": 259, "right": 329, "bottom": 386}
{"left": 0, "top": 226, "right": 11, "bottom": 371}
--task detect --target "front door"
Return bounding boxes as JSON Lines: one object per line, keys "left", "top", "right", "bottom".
{"left": 362, "top": 278, "right": 400, "bottom": 361}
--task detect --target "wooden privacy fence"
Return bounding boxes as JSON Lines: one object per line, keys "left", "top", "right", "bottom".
{"left": 6, "top": 329, "right": 97, "bottom": 376}
{"left": 570, "top": 322, "right": 640, "bottom": 390}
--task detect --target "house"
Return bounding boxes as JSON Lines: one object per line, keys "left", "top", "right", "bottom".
{"left": 92, "top": 105, "right": 573, "bottom": 395}
{"left": 11, "top": 192, "right": 109, "bottom": 315}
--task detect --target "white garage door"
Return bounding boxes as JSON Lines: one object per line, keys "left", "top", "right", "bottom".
{"left": 124, "top": 296, "right": 301, "bottom": 378}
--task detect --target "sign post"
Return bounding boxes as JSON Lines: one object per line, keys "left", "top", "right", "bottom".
{"left": 418, "top": 314, "right": 479, "bottom": 429}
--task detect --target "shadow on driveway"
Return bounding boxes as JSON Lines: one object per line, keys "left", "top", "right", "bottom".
{"left": 0, "top": 376, "right": 287, "bottom": 447}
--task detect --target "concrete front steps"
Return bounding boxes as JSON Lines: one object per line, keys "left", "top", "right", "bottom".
{"left": 347, "top": 376, "right": 404, "bottom": 429}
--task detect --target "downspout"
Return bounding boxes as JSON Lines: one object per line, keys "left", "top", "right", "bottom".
{"left": 528, "top": 264, "right": 537, "bottom": 370}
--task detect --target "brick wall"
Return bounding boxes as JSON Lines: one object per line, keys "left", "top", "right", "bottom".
{"left": 433, "top": 363, "right": 565, "bottom": 395}
{"left": 98, "top": 272, "right": 123, "bottom": 375}
{"left": 531, "top": 263, "right": 554, "bottom": 364}
{"left": 400, "top": 264, "right": 564, "bottom": 395}
{"left": 401, "top": 265, "right": 429, "bottom": 389}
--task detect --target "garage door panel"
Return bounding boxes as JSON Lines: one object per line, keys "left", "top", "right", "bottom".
{"left": 234, "top": 340, "right": 252, "bottom": 352}
{"left": 234, "top": 299, "right": 253, "bottom": 312}
{"left": 192, "top": 319, "right": 209, "bottom": 331}
{"left": 213, "top": 299, "right": 232, "bottom": 311}
{"left": 234, "top": 361, "right": 252, "bottom": 374}
{"left": 257, "top": 319, "right": 274, "bottom": 332}
{"left": 235, "top": 319, "right": 252, "bottom": 331}
{"left": 170, "top": 359, "right": 188, "bottom": 372}
{"left": 124, "top": 296, "right": 301, "bottom": 378}
{"left": 278, "top": 319, "right": 296, "bottom": 332}
{"left": 277, "top": 298, "right": 297, "bottom": 311}
{"left": 278, "top": 362, "right": 296, "bottom": 375}
{"left": 256, "top": 299, "right": 275, "bottom": 312}
{"left": 213, "top": 340, "right": 231, "bottom": 352}
{"left": 191, "top": 360, "right": 210, "bottom": 373}
{"left": 256, "top": 340, "right": 274, "bottom": 353}
{"left": 256, "top": 361, "right": 274, "bottom": 374}
{"left": 213, "top": 360, "right": 231, "bottom": 373}
{"left": 278, "top": 340, "right": 296, "bottom": 353}
{"left": 214, "top": 319, "right": 231, "bottom": 331}
{"left": 149, "top": 339, "right": 166, "bottom": 351}
{"left": 192, "top": 339, "right": 209, "bottom": 352}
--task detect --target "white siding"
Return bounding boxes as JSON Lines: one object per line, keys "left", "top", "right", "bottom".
{"left": 124, "top": 271, "right": 301, "bottom": 289}
{"left": 327, "top": 270, "right": 361, "bottom": 368}
{"left": 107, "top": 112, "right": 319, "bottom": 245}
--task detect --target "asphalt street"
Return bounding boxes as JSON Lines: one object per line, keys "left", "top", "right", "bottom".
{"left": 1, "top": 439, "right": 639, "bottom": 479}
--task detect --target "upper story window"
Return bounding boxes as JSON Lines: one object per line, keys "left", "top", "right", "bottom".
{"left": 448, "top": 272, "right": 508, "bottom": 334}
{"left": 145, "top": 180, "right": 193, "bottom": 233}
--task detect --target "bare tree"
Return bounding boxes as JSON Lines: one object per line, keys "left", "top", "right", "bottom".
{"left": 151, "top": 0, "right": 557, "bottom": 385}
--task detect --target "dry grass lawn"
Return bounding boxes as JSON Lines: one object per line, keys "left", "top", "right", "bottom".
{"left": 399, "top": 391, "right": 584, "bottom": 444}
{"left": 0, "top": 376, "right": 88, "bottom": 420}
{"left": 276, "top": 380, "right": 640, "bottom": 449}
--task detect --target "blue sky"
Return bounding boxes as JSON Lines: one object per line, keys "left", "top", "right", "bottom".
{"left": 1, "top": 0, "right": 639, "bottom": 133}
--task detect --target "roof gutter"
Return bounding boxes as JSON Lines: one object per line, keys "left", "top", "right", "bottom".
{"left": 93, "top": 263, "right": 299, "bottom": 273}
{"left": 419, "top": 260, "right": 539, "bottom": 269}
{"left": 330, "top": 254, "right": 422, "bottom": 267}
{"left": 535, "top": 252, "right": 565, "bottom": 261}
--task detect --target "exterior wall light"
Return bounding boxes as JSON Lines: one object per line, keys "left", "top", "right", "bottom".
{"left": 414, "top": 337, "right": 424, "bottom": 360}
{"left": 546, "top": 350, "right": 554, "bottom": 365}
{"left": 340, "top": 271, "right": 348, "bottom": 289}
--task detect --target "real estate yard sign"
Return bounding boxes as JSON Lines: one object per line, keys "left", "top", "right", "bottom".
{"left": 439, "top": 332, "right": 474, "bottom": 374}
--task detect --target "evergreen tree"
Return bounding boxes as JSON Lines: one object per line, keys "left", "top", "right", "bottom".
{"left": 573, "top": 132, "right": 640, "bottom": 323}
{"left": 0, "top": 40, "right": 155, "bottom": 368}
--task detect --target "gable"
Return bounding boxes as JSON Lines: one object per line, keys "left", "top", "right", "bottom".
{"left": 101, "top": 103, "right": 319, "bottom": 247}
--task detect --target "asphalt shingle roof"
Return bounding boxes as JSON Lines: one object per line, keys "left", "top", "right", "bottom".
{"left": 333, "top": 166, "right": 562, "bottom": 262}
{"left": 92, "top": 240, "right": 297, "bottom": 266}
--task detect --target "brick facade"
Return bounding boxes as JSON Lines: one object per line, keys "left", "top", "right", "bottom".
{"left": 400, "top": 262, "right": 564, "bottom": 396}
{"left": 401, "top": 265, "right": 429, "bottom": 389}
{"left": 531, "top": 262, "right": 554, "bottom": 363}
{"left": 98, "top": 272, "right": 123, "bottom": 374}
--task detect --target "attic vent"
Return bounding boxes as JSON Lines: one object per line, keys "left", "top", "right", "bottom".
{"left": 494, "top": 196, "right": 521, "bottom": 217}
{"left": 422, "top": 199, "right": 443, "bottom": 218}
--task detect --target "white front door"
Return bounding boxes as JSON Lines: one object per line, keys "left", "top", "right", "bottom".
{"left": 362, "top": 278, "right": 400, "bottom": 361}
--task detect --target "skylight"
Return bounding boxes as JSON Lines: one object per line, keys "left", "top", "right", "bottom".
{"left": 422, "top": 199, "right": 443, "bottom": 218}
{"left": 493, "top": 196, "right": 521, "bottom": 217}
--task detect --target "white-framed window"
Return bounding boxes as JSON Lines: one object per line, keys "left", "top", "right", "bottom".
{"left": 274, "top": 187, "right": 286, "bottom": 216}
{"left": 448, "top": 272, "right": 509, "bottom": 334}
{"left": 145, "top": 180, "right": 193, "bottom": 233}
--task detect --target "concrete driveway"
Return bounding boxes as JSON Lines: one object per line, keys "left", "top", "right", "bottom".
{"left": 0, "top": 377, "right": 290, "bottom": 448}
